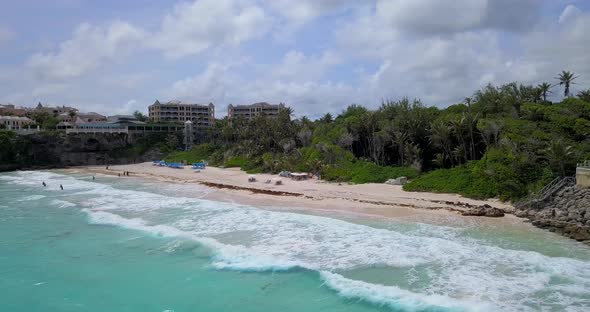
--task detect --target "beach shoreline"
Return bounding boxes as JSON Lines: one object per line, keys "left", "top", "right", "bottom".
{"left": 76, "top": 162, "right": 515, "bottom": 222}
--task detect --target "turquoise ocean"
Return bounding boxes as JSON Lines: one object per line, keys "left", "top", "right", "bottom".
{"left": 1, "top": 170, "right": 590, "bottom": 311}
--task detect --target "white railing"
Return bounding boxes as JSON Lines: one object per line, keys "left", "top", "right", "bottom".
{"left": 13, "top": 128, "right": 41, "bottom": 135}
{"left": 578, "top": 160, "right": 590, "bottom": 169}
{"left": 66, "top": 128, "right": 128, "bottom": 134}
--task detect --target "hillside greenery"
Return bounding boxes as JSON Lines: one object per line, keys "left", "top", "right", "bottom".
{"left": 167, "top": 77, "right": 590, "bottom": 202}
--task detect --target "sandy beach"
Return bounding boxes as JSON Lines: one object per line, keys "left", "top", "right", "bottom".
{"left": 81, "top": 162, "right": 515, "bottom": 222}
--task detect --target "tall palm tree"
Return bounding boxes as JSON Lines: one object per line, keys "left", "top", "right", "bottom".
{"left": 556, "top": 71, "right": 578, "bottom": 97}
{"left": 391, "top": 128, "right": 408, "bottom": 166}
{"left": 449, "top": 117, "right": 468, "bottom": 162}
{"left": 428, "top": 120, "right": 453, "bottom": 166}
{"left": 537, "top": 82, "right": 552, "bottom": 103}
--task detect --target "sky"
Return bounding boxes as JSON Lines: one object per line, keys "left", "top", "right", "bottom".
{"left": 0, "top": 0, "right": 589, "bottom": 118}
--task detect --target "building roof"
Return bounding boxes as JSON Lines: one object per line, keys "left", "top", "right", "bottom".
{"left": 151, "top": 99, "right": 213, "bottom": 107}
{"left": 75, "top": 123, "right": 123, "bottom": 129}
{"left": 107, "top": 115, "right": 145, "bottom": 124}
{"left": 79, "top": 112, "right": 105, "bottom": 117}
{"left": 229, "top": 102, "right": 285, "bottom": 108}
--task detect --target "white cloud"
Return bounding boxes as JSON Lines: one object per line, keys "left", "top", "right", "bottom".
{"left": 165, "top": 63, "right": 235, "bottom": 103}
{"left": 330, "top": 0, "right": 584, "bottom": 107}
{"left": 27, "top": 21, "right": 146, "bottom": 80}
{"left": 271, "top": 50, "right": 341, "bottom": 81}
{"left": 6, "top": 0, "right": 590, "bottom": 118}
{"left": 151, "top": 0, "right": 270, "bottom": 59}
{"left": 558, "top": 5, "right": 582, "bottom": 24}
{"left": 112, "top": 99, "right": 144, "bottom": 115}
{"left": 163, "top": 51, "right": 361, "bottom": 118}
{"left": 519, "top": 6, "right": 590, "bottom": 97}
{"left": 269, "top": 0, "right": 356, "bottom": 26}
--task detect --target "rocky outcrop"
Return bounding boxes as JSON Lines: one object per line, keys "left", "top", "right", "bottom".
{"left": 515, "top": 186, "right": 590, "bottom": 242}
{"left": 1, "top": 132, "right": 165, "bottom": 171}
{"left": 461, "top": 205, "right": 505, "bottom": 217}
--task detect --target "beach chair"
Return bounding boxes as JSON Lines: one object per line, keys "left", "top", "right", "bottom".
{"left": 192, "top": 162, "right": 206, "bottom": 170}
{"left": 168, "top": 162, "right": 184, "bottom": 169}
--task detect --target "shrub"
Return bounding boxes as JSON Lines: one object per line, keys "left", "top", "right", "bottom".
{"left": 165, "top": 143, "right": 220, "bottom": 164}
{"left": 403, "top": 164, "right": 492, "bottom": 198}
{"left": 324, "top": 161, "right": 419, "bottom": 184}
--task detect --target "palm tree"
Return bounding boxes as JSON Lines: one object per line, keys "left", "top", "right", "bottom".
{"left": 537, "top": 82, "right": 552, "bottom": 103}
{"left": 577, "top": 89, "right": 590, "bottom": 103}
{"left": 320, "top": 113, "right": 333, "bottom": 123}
{"left": 544, "top": 141, "right": 575, "bottom": 177}
{"left": 428, "top": 121, "right": 453, "bottom": 166}
{"left": 556, "top": 71, "right": 578, "bottom": 97}
{"left": 449, "top": 117, "right": 468, "bottom": 162}
{"left": 390, "top": 128, "right": 408, "bottom": 166}
{"left": 462, "top": 111, "right": 480, "bottom": 161}
{"left": 68, "top": 110, "right": 77, "bottom": 121}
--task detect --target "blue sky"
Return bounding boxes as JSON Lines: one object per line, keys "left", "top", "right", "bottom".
{"left": 1, "top": 0, "right": 589, "bottom": 118}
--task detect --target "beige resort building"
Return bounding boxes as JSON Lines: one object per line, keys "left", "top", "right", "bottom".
{"left": 148, "top": 100, "right": 215, "bottom": 127}
{"left": 0, "top": 104, "right": 27, "bottom": 117}
{"left": 227, "top": 102, "right": 286, "bottom": 120}
{"left": 0, "top": 116, "right": 34, "bottom": 130}
{"left": 57, "top": 112, "right": 107, "bottom": 124}
{"left": 34, "top": 103, "right": 78, "bottom": 116}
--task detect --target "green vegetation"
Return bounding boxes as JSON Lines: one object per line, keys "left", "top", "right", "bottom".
{"left": 164, "top": 143, "right": 219, "bottom": 164}
{"left": 0, "top": 130, "right": 36, "bottom": 170}
{"left": 108, "top": 132, "right": 178, "bottom": 159}
{"left": 29, "top": 111, "right": 59, "bottom": 129}
{"left": 133, "top": 111, "right": 149, "bottom": 122}
{"left": 162, "top": 72, "right": 589, "bottom": 202}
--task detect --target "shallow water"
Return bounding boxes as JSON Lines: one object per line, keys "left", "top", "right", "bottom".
{"left": 1, "top": 171, "right": 589, "bottom": 311}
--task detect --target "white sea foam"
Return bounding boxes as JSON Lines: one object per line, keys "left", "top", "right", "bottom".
{"left": 6, "top": 171, "right": 590, "bottom": 311}
{"left": 320, "top": 271, "right": 493, "bottom": 311}
{"left": 50, "top": 199, "right": 76, "bottom": 208}
{"left": 17, "top": 195, "right": 46, "bottom": 201}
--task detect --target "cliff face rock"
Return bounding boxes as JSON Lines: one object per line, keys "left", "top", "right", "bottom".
{"left": 3, "top": 132, "right": 164, "bottom": 170}
{"left": 515, "top": 186, "right": 590, "bottom": 242}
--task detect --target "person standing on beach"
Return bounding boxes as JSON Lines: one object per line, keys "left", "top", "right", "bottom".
{"left": 60, "top": 184, "right": 63, "bottom": 190}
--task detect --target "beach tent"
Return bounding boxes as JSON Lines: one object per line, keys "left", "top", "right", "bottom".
{"left": 290, "top": 173, "right": 308, "bottom": 181}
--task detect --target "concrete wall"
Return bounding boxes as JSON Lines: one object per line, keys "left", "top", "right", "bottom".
{"left": 576, "top": 167, "right": 590, "bottom": 188}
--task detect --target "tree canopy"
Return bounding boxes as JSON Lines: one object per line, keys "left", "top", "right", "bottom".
{"left": 166, "top": 74, "right": 590, "bottom": 202}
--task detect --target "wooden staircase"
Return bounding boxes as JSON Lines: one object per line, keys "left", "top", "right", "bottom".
{"left": 515, "top": 176, "right": 576, "bottom": 209}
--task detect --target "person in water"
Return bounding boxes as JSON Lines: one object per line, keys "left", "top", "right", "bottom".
{"left": 60, "top": 184, "right": 63, "bottom": 190}
{"left": 92, "top": 176, "right": 95, "bottom": 180}
{"left": 42, "top": 182, "right": 46, "bottom": 187}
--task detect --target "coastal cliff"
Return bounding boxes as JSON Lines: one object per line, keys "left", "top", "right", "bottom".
{"left": 0, "top": 131, "right": 166, "bottom": 171}
{"left": 515, "top": 186, "right": 590, "bottom": 242}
